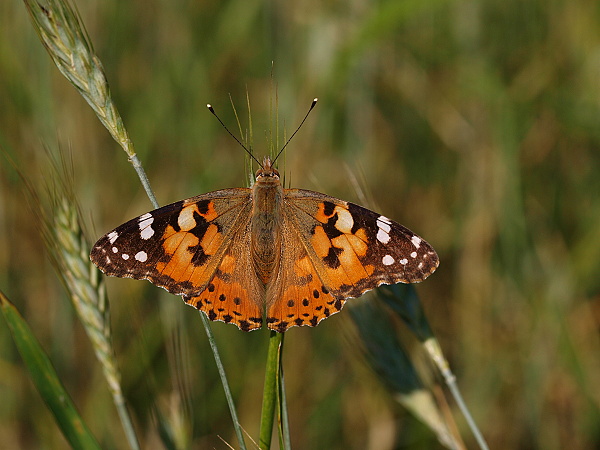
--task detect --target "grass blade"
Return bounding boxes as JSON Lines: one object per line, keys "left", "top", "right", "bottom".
{"left": 0, "top": 290, "right": 101, "bottom": 449}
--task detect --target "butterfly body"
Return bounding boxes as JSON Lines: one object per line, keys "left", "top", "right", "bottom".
{"left": 91, "top": 156, "right": 438, "bottom": 332}
{"left": 251, "top": 157, "right": 283, "bottom": 285}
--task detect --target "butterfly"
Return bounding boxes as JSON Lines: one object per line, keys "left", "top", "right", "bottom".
{"left": 90, "top": 103, "right": 438, "bottom": 332}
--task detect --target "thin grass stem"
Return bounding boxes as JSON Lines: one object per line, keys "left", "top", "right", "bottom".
{"left": 424, "top": 339, "right": 489, "bottom": 450}
{"left": 199, "top": 312, "right": 247, "bottom": 450}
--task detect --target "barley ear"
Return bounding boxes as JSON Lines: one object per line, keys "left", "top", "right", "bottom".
{"left": 23, "top": 0, "right": 157, "bottom": 207}
{"left": 30, "top": 154, "right": 141, "bottom": 450}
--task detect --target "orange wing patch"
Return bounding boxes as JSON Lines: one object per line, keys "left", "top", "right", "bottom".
{"left": 310, "top": 222, "right": 374, "bottom": 288}
{"left": 156, "top": 203, "right": 224, "bottom": 284}
{"left": 266, "top": 252, "right": 344, "bottom": 333}
{"left": 306, "top": 201, "right": 377, "bottom": 294}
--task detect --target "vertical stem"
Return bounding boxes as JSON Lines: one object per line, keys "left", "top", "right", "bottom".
{"left": 259, "top": 331, "right": 284, "bottom": 449}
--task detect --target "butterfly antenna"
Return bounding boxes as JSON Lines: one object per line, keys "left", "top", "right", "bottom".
{"left": 207, "top": 104, "right": 262, "bottom": 167}
{"left": 272, "top": 98, "right": 318, "bottom": 165}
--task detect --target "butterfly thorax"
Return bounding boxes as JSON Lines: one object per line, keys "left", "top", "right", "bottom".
{"left": 251, "top": 157, "right": 283, "bottom": 285}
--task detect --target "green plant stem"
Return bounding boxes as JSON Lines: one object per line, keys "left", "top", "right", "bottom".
{"left": 277, "top": 349, "right": 291, "bottom": 450}
{"left": 129, "top": 153, "right": 159, "bottom": 209}
{"left": 200, "top": 312, "right": 246, "bottom": 450}
{"left": 259, "top": 331, "right": 284, "bottom": 450}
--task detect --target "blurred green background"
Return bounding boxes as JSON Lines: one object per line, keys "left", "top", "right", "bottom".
{"left": 1, "top": 0, "right": 599, "bottom": 448}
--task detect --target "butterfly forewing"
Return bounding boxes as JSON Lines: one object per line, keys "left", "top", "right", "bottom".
{"left": 90, "top": 189, "right": 252, "bottom": 296}
{"left": 283, "top": 189, "right": 439, "bottom": 300}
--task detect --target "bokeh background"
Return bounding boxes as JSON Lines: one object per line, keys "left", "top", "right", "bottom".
{"left": 1, "top": 0, "right": 599, "bottom": 448}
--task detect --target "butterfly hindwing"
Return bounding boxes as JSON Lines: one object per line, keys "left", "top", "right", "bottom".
{"left": 90, "top": 188, "right": 252, "bottom": 296}
{"left": 184, "top": 216, "right": 264, "bottom": 331}
{"left": 266, "top": 214, "right": 343, "bottom": 332}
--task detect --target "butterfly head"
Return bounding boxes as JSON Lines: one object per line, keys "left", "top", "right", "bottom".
{"left": 255, "top": 156, "right": 280, "bottom": 182}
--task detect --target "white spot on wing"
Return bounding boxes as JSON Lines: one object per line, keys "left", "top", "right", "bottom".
{"left": 139, "top": 213, "right": 155, "bottom": 240}
{"left": 410, "top": 251, "right": 418, "bottom": 258}
{"left": 411, "top": 236, "right": 421, "bottom": 248}
{"left": 377, "top": 217, "right": 391, "bottom": 233}
{"left": 400, "top": 258, "right": 408, "bottom": 265}
{"left": 135, "top": 251, "right": 148, "bottom": 262}
{"left": 108, "top": 231, "right": 118, "bottom": 244}
{"left": 178, "top": 206, "right": 197, "bottom": 230}
{"left": 121, "top": 253, "right": 129, "bottom": 260}
{"left": 112, "top": 247, "right": 118, "bottom": 253}
{"left": 377, "top": 228, "right": 390, "bottom": 244}
{"left": 334, "top": 206, "right": 354, "bottom": 233}
{"left": 140, "top": 226, "right": 155, "bottom": 240}
{"left": 382, "top": 255, "right": 395, "bottom": 265}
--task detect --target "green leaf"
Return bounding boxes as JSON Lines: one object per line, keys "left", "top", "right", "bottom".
{"left": 0, "top": 290, "right": 101, "bottom": 449}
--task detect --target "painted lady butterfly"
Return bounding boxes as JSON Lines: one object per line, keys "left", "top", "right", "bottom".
{"left": 90, "top": 107, "right": 438, "bottom": 332}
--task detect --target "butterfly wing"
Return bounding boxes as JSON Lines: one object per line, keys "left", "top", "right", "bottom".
{"left": 90, "top": 188, "right": 263, "bottom": 330}
{"left": 266, "top": 189, "right": 438, "bottom": 331}
{"left": 183, "top": 217, "right": 265, "bottom": 331}
{"left": 266, "top": 214, "right": 342, "bottom": 332}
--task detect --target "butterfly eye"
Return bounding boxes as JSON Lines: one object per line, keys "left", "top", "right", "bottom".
{"left": 255, "top": 168, "right": 280, "bottom": 179}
